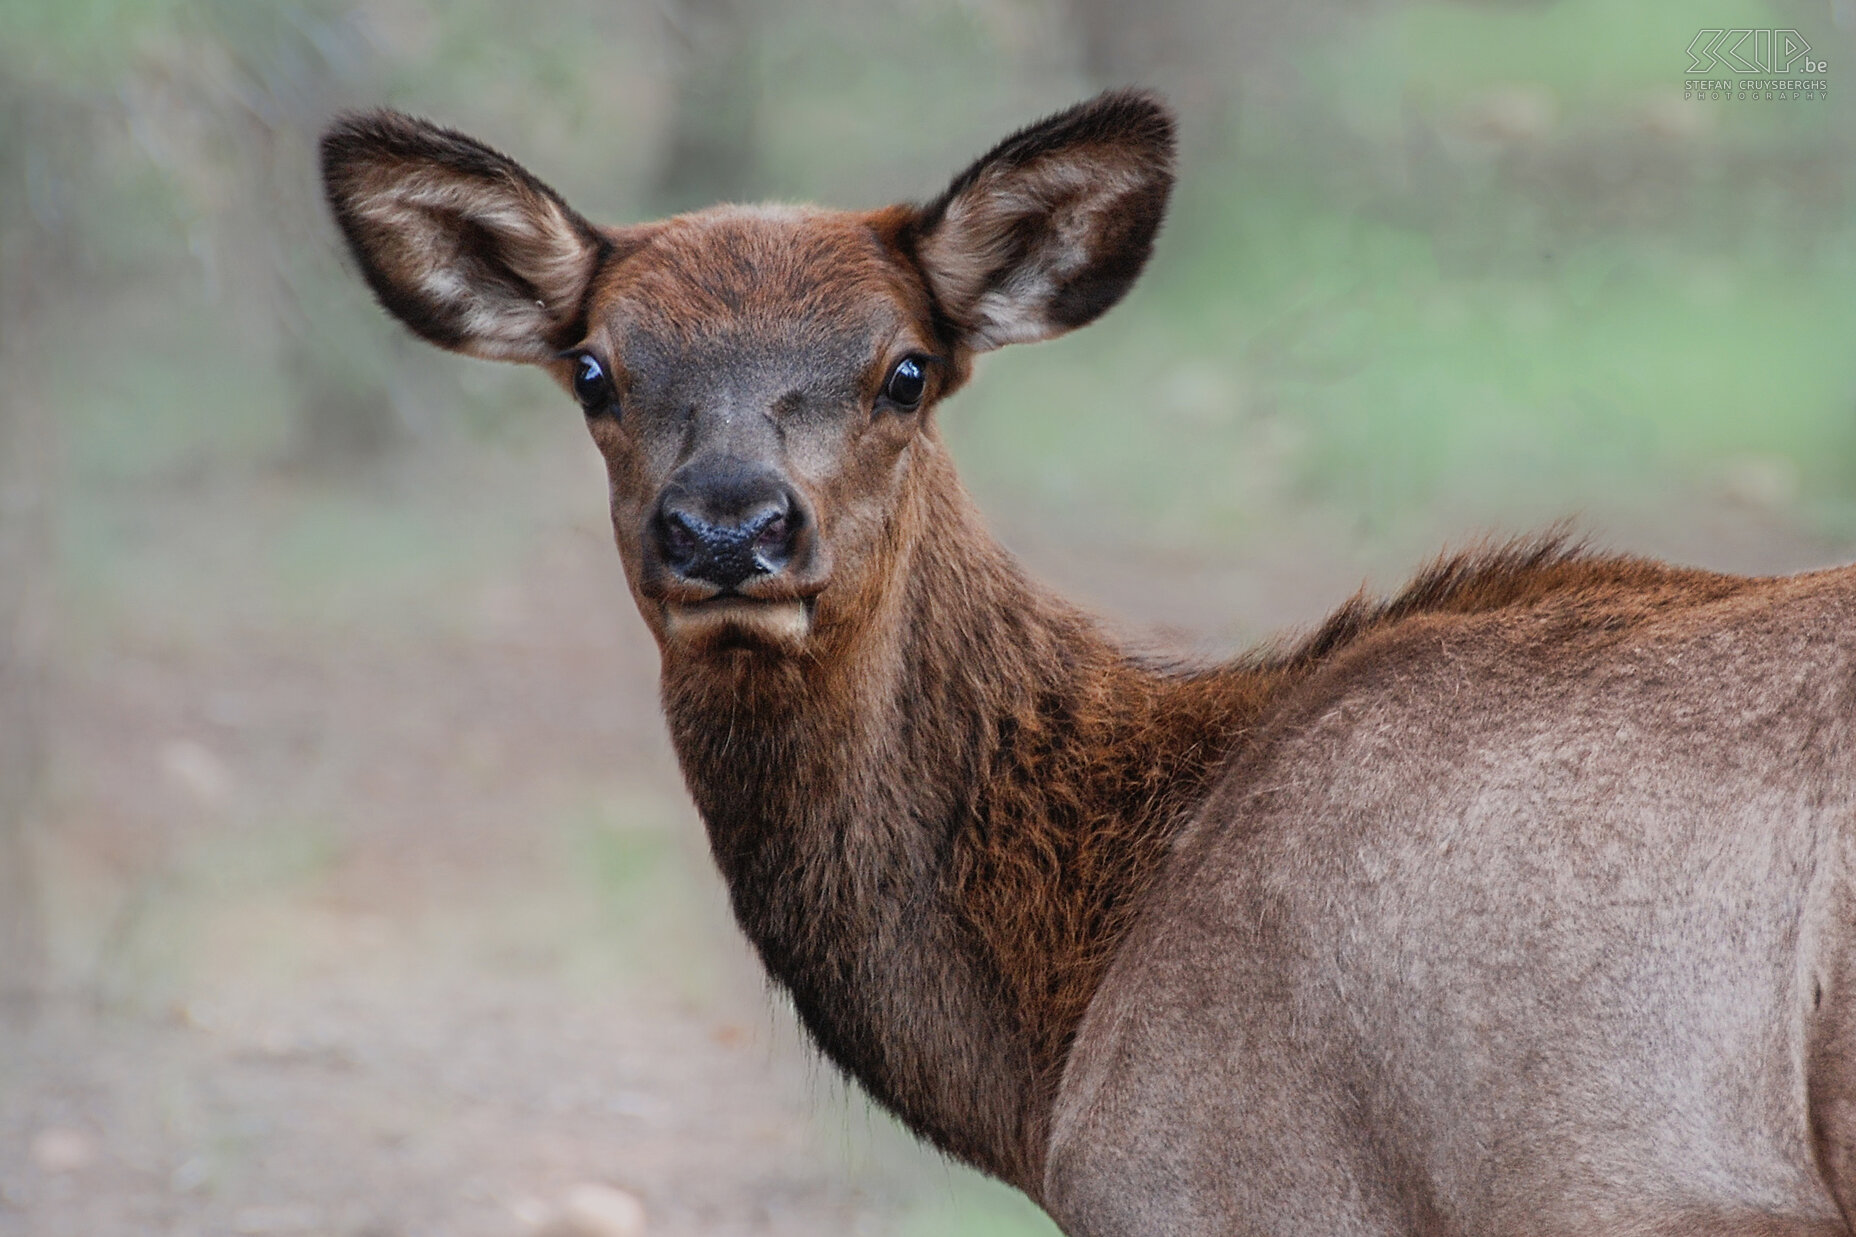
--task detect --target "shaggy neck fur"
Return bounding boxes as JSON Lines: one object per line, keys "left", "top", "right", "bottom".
{"left": 657, "top": 431, "right": 1726, "bottom": 1194}
{"left": 657, "top": 439, "right": 1246, "bottom": 1189}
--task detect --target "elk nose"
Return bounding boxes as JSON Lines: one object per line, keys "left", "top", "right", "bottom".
{"left": 654, "top": 482, "right": 801, "bottom": 591}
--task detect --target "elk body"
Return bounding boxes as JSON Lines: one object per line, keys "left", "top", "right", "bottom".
{"left": 321, "top": 92, "right": 1856, "bottom": 1235}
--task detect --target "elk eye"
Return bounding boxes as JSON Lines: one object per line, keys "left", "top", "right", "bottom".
{"left": 570, "top": 352, "right": 616, "bottom": 415}
{"left": 882, "top": 355, "right": 927, "bottom": 410}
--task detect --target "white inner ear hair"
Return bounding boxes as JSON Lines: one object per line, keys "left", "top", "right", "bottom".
{"left": 919, "top": 150, "right": 1147, "bottom": 351}
{"left": 353, "top": 168, "right": 596, "bottom": 360}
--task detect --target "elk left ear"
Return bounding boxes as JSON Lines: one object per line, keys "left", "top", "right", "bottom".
{"left": 908, "top": 89, "right": 1176, "bottom": 352}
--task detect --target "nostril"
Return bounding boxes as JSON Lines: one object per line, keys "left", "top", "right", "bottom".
{"left": 754, "top": 513, "right": 788, "bottom": 554}
{"left": 663, "top": 510, "right": 701, "bottom": 561}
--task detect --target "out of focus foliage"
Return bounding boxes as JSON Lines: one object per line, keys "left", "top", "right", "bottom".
{"left": 5, "top": 0, "right": 1853, "bottom": 570}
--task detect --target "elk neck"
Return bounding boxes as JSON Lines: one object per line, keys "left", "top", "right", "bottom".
{"left": 656, "top": 430, "right": 1282, "bottom": 1192}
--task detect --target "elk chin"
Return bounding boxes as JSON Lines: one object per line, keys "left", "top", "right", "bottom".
{"left": 661, "top": 597, "right": 812, "bottom": 652}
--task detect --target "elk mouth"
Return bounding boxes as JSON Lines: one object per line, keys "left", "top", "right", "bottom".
{"left": 661, "top": 594, "right": 813, "bottom": 647}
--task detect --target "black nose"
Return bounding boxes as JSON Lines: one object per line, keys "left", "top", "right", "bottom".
{"left": 653, "top": 470, "right": 802, "bottom": 591}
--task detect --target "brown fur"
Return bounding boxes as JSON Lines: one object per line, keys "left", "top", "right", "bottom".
{"left": 954, "top": 531, "right": 1757, "bottom": 1084}
{"left": 322, "top": 92, "right": 1856, "bottom": 1234}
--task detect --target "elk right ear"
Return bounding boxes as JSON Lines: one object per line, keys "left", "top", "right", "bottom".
{"left": 909, "top": 89, "right": 1176, "bottom": 352}
{"left": 320, "top": 111, "right": 608, "bottom": 363}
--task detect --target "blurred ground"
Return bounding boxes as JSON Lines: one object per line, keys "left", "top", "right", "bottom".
{"left": 0, "top": 424, "right": 1061, "bottom": 1237}
{"left": 5, "top": 1, "right": 1856, "bottom": 1234}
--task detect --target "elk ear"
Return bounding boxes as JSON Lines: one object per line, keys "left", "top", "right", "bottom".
{"left": 909, "top": 90, "right": 1176, "bottom": 352}
{"left": 320, "top": 111, "right": 608, "bottom": 363}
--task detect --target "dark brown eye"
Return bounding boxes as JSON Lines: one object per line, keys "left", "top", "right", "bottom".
{"left": 570, "top": 351, "right": 616, "bottom": 415}
{"left": 882, "top": 355, "right": 928, "bottom": 410}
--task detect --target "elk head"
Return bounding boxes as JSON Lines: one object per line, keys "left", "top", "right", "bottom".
{"left": 320, "top": 91, "right": 1175, "bottom": 662}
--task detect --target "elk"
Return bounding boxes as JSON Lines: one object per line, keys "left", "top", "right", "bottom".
{"left": 320, "top": 91, "right": 1856, "bottom": 1235}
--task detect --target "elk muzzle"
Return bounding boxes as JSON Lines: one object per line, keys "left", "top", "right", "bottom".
{"left": 646, "top": 460, "right": 821, "bottom": 646}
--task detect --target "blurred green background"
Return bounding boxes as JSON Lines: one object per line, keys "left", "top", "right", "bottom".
{"left": 1, "top": 1, "right": 1852, "bottom": 1234}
